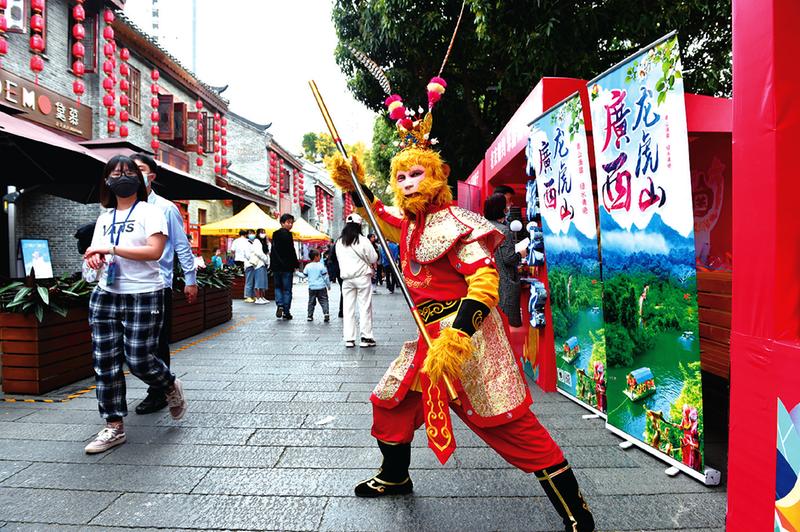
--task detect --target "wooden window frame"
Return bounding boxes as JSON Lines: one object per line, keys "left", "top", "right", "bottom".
{"left": 67, "top": 6, "right": 98, "bottom": 73}
{"left": 173, "top": 102, "right": 187, "bottom": 149}
{"left": 126, "top": 64, "right": 141, "bottom": 122}
{"left": 157, "top": 93, "right": 175, "bottom": 140}
{"left": 204, "top": 114, "right": 215, "bottom": 154}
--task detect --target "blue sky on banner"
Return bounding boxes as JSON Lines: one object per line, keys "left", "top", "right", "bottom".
{"left": 587, "top": 36, "right": 694, "bottom": 243}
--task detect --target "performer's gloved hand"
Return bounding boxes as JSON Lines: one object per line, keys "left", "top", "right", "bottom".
{"left": 327, "top": 154, "right": 375, "bottom": 207}
{"left": 422, "top": 298, "right": 489, "bottom": 385}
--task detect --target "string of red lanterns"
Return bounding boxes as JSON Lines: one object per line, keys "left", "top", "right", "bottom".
{"left": 0, "top": 0, "right": 7, "bottom": 68}
{"left": 268, "top": 151, "right": 279, "bottom": 196}
{"left": 118, "top": 47, "right": 130, "bottom": 137}
{"left": 195, "top": 99, "right": 204, "bottom": 167}
{"left": 150, "top": 68, "right": 160, "bottom": 152}
{"left": 344, "top": 193, "right": 355, "bottom": 218}
{"left": 29, "top": 0, "right": 45, "bottom": 83}
{"left": 220, "top": 115, "right": 228, "bottom": 177}
{"left": 213, "top": 112, "right": 221, "bottom": 175}
{"left": 102, "top": 8, "right": 116, "bottom": 135}
{"left": 70, "top": 0, "right": 86, "bottom": 102}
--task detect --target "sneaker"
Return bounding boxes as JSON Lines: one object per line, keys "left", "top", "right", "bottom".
{"left": 307, "top": 316, "right": 313, "bottom": 321}
{"left": 246, "top": 297, "right": 257, "bottom": 303}
{"left": 324, "top": 315, "right": 330, "bottom": 323}
{"left": 276, "top": 306, "right": 284, "bottom": 318}
{"left": 165, "top": 378, "right": 188, "bottom": 420}
{"left": 283, "top": 313, "right": 293, "bottom": 320}
{"left": 85, "top": 424, "right": 126, "bottom": 454}
{"left": 134, "top": 392, "right": 167, "bottom": 415}
{"left": 345, "top": 340, "right": 356, "bottom": 348}
{"left": 254, "top": 298, "right": 267, "bottom": 305}
{"left": 360, "top": 337, "right": 377, "bottom": 348}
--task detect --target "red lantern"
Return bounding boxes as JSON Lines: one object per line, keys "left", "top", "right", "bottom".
{"left": 196, "top": 157, "right": 203, "bottom": 166}
{"left": 221, "top": 117, "right": 227, "bottom": 126}
{"left": 72, "top": 24, "right": 85, "bottom": 40}
{"left": 221, "top": 158, "right": 227, "bottom": 166}
{"left": 221, "top": 138, "right": 227, "bottom": 146}
{"left": 107, "top": 121, "right": 116, "bottom": 133}
{"left": 151, "top": 139, "right": 160, "bottom": 150}
{"left": 222, "top": 148, "right": 227, "bottom": 156}
{"left": 120, "top": 110, "right": 129, "bottom": 122}
{"left": 151, "top": 110, "right": 160, "bottom": 122}
{"left": 150, "top": 83, "right": 159, "bottom": 95}
{"left": 72, "top": 4, "right": 85, "bottom": 21}
{"left": 31, "top": 0, "right": 44, "bottom": 11}
{"left": 103, "top": 42, "right": 114, "bottom": 57}
{"left": 119, "top": 94, "right": 129, "bottom": 107}
{"left": 214, "top": 165, "right": 221, "bottom": 174}
{"left": 0, "top": 15, "right": 6, "bottom": 32}
{"left": 102, "top": 60, "right": 114, "bottom": 74}
{"left": 120, "top": 47, "right": 130, "bottom": 61}
{"left": 102, "top": 94, "right": 114, "bottom": 107}
{"left": 195, "top": 99, "right": 203, "bottom": 110}
{"left": 151, "top": 69, "right": 159, "bottom": 81}
{"left": 72, "top": 60, "right": 85, "bottom": 76}
{"left": 30, "top": 14, "right": 44, "bottom": 31}
{"left": 72, "top": 79, "right": 85, "bottom": 95}
{"left": 72, "top": 41, "right": 85, "bottom": 58}
{"left": 29, "top": 33, "right": 44, "bottom": 52}
{"left": 103, "top": 9, "right": 114, "bottom": 24}
{"left": 30, "top": 55, "right": 44, "bottom": 73}
{"left": 214, "top": 154, "right": 221, "bottom": 163}
{"left": 214, "top": 144, "right": 220, "bottom": 153}
{"left": 102, "top": 77, "right": 114, "bottom": 91}
{"left": 214, "top": 123, "right": 220, "bottom": 132}
{"left": 214, "top": 134, "right": 220, "bottom": 142}
{"left": 107, "top": 107, "right": 116, "bottom": 117}
{"left": 103, "top": 26, "right": 114, "bottom": 41}
{"left": 197, "top": 135, "right": 204, "bottom": 146}
{"left": 221, "top": 128, "right": 227, "bottom": 136}
{"left": 120, "top": 125, "right": 128, "bottom": 138}
{"left": 221, "top": 167, "right": 228, "bottom": 176}
{"left": 151, "top": 125, "right": 160, "bottom": 136}
{"left": 119, "top": 78, "right": 129, "bottom": 91}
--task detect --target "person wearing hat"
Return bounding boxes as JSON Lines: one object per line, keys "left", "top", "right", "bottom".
{"left": 335, "top": 213, "right": 378, "bottom": 348}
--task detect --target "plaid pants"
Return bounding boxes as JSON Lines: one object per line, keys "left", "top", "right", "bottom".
{"left": 89, "top": 287, "right": 174, "bottom": 419}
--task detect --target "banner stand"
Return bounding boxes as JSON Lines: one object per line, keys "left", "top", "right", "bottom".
{"left": 555, "top": 388, "right": 607, "bottom": 419}
{"left": 606, "top": 423, "right": 721, "bottom": 485}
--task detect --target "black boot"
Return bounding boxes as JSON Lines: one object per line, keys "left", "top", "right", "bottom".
{"left": 535, "top": 460, "right": 595, "bottom": 532}
{"left": 354, "top": 440, "right": 413, "bottom": 497}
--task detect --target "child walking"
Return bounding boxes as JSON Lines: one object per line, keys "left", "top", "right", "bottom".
{"left": 303, "top": 250, "right": 331, "bottom": 322}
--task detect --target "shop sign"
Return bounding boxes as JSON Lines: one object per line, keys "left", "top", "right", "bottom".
{"left": 0, "top": 67, "right": 93, "bottom": 139}
{"left": 528, "top": 92, "right": 607, "bottom": 415}
{"left": 586, "top": 33, "right": 707, "bottom": 479}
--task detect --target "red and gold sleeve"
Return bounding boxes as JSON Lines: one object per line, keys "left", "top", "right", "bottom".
{"left": 447, "top": 238, "right": 500, "bottom": 336}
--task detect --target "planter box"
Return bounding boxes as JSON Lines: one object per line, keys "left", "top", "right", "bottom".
{"left": 1, "top": 308, "right": 93, "bottom": 394}
{"left": 170, "top": 287, "right": 204, "bottom": 343}
{"left": 204, "top": 286, "right": 232, "bottom": 329}
{"left": 231, "top": 276, "right": 245, "bottom": 299}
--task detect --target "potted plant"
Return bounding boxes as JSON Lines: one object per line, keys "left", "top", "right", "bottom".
{"left": 229, "top": 263, "right": 246, "bottom": 299}
{"left": 199, "top": 267, "right": 233, "bottom": 329}
{"left": 170, "top": 265, "right": 204, "bottom": 342}
{"left": 0, "top": 274, "right": 95, "bottom": 394}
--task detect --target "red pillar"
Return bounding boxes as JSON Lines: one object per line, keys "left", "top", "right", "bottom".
{"left": 727, "top": 0, "right": 800, "bottom": 528}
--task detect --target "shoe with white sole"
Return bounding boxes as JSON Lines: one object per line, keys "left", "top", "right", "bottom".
{"left": 254, "top": 298, "right": 267, "bottom": 305}
{"left": 85, "top": 425, "right": 126, "bottom": 454}
{"left": 345, "top": 340, "right": 356, "bottom": 348}
{"left": 244, "top": 297, "right": 256, "bottom": 303}
{"left": 166, "top": 378, "right": 188, "bottom": 420}
{"left": 360, "top": 337, "right": 377, "bottom": 348}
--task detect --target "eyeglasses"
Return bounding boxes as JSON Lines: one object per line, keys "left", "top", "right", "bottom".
{"left": 108, "top": 172, "right": 139, "bottom": 179}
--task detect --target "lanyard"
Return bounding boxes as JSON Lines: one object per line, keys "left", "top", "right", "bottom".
{"left": 109, "top": 201, "right": 138, "bottom": 247}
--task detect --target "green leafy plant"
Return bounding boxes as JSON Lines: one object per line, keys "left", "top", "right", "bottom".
{"left": 196, "top": 266, "right": 235, "bottom": 289}
{"left": 0, "top": 273, "right": 96, "bottom": 322}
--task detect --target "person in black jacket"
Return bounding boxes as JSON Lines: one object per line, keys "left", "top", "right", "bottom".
{"left": 269, "top": 214, "right": 299, "bottom": 320}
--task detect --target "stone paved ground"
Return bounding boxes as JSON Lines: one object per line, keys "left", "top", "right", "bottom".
{"left": 0, "top": 284, "right": 726, "bottom": 531}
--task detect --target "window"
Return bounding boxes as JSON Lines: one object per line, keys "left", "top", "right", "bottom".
{"left": 157, "top": 93, "right": 175, "bottom": 140}
{"left": 126, "top": 65, "right": 141, "bottom": 121}
{"left": 67, "top": 5, "right": 97, "bottom": 73}
{"left": 204, "top": 114, "right": 215, "bottom": 154}
{"left": 198, "top": 209, "right": 207, "bottom": 225}
{"left": 6, "top": 0, "right": 26, "bottom": 33}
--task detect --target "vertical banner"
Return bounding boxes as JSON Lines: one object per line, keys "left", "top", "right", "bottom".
{"left": 777, "top": 398, "right": 800, "bottom": 531}
{"left": 528, "top": 93, "right": 607, "bottom": 415}
{"left": 587, "top": 34, "right": 706, "bottom": 477}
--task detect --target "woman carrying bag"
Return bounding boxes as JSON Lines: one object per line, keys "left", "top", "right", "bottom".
{"left": 82, "top": 155, "right": 188, "bottom": 454}
{"left": 336, "top": 213, "right": 378, "bottom": 348}
{"left": 249, "top": 229, "right": 270, "bottom": 305}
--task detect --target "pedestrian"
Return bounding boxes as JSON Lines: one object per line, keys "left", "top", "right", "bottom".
{"left": 82, "top": 155, "right": 187, "bottom": 454}
{"left": 380, "top": 240, "right": 400, "bottom": 294}
{"left": 230, "top": 229, "right": 249, "bottom": 270}
{"left": 303, "top": 249, "right": 330, "bottom": 322}
{"left": 324, "top": 241, "right": 344, "bottom": 319}
{"left": 248, "top": 228, "right": 270, "bottom": 305}
{"left": 270, "top": 213, "right": 299, "bottom": 320}
{"left": 368, "top": 233, "right": 382, "bottom": 292}
{"left": 336, "top": 213, "right": 378, "bottom": 348}
{"left": 243, "top": 229, "right": 257, "bottom": 303}
{"left": 131, "top": 153, "right": 197, "bottom": 416}
{"left": 484, "top": 192, "right": 525, "bottom": 327}
{"left": 210, "top": 247, "right": 223, "bottom": 270}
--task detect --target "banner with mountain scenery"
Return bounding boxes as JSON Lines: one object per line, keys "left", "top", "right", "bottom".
{"left": 586, "top": 34, "right": 705, "bottom": 474}
{"left": 528, "top": 93, "right": 607, "bottom": 415}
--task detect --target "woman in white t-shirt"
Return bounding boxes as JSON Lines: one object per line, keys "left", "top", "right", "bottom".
{"left": 82, "top": 155, "right": 188, "bottom": 454}
{"left": 336, "top": 213, "right": 378, "bottom": 348}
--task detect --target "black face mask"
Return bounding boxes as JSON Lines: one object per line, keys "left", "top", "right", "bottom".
{"left": 106, "top": 175, "right": 140, "bottom": 198}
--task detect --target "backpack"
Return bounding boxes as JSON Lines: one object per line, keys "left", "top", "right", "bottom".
{"left": 325, "top": 241, "right": 341, "bottom": 282}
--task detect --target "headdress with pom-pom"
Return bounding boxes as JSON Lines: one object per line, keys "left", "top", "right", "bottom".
{"left": 383, "top": 76, "right": 447, "bottom": 151}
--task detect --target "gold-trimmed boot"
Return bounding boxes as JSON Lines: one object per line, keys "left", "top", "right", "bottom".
{"left": 354, "top": 440, "right": 413, "bottom": 497}
{"left": 535, "top": 460, "right": 595, "bottom": 532}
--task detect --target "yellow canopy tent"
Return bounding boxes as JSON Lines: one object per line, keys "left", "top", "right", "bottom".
{"left": 200, "top": 202, "right": 280, "bottom": 236}
{"left": 291, "top": 217, "right": 331, "bottom": 243}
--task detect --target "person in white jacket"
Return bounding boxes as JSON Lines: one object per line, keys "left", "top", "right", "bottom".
{"left": 335, "top": 213, "right": 378, "bottom": 348}
{"left": 247, "top": 231, "right": 270, "bottom": 305}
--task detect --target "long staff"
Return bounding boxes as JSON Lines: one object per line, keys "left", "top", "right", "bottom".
{"left": 309, "top": 80, "right": 457, "bottom": 400}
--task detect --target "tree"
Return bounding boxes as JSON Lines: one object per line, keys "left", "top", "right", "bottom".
{"left": 300, "top": 131, "right": 337, "bottom": 162}
{"left": 301, "top": 132, "right": 319, "bottom": 161}
{"left": 332, "top": 0, "right": 731, "bottom": 189}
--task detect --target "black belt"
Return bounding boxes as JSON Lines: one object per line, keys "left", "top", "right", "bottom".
{"left": 417, "top": 299, "right": 460, "bottom": 324}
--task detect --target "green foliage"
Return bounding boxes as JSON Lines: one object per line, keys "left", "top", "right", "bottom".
{"left": 196, "top": 266, "right": 235, "bottom": 289}
{"left": 605, "top": 321, "right": 634, "bottom": 367}
{"left": 332, "top": 0, "right": 731, "bottom": 184}
{"left": 0, "top": 273, "right": 96, "bottom": 322}
{"left": 301, "top": 132, "right": 338, "bottom": 162}
{"left": 589, "top": 328, "right": 605, "bottom": 368}
{"left": 369, "top": 116, "right": 398, "bottom": 205}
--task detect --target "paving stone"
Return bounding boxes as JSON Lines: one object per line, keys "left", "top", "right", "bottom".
{"left": 0, "top": 409, "right": 36, "bottom": 422}
{"left": 277, "top": 447, "right": 458, "bottom": 470}
{"left": 121, "top": 426, "right": 256, "bottom": 446}
{"left": 0, "top": 462, "right": 30, "bottom": 483}
{"left": 0, "top": 440, "right": 106, "bottom": 464}
{"left": 1, "top": 463, "right": 208, "bottom": 494}
{"left": 455, "top": 445, "right": 640, "bottom": 470}
{"left": 156, "top": 412, "right": 307, "bottom": 429}
{"left": 319, "top": 495, "right": 562, "bottom": 531}
{"left": 590, "top": 493, "right": 728, "bottom": 530}
{"left": 15, "top": 409, "right": 170, "bottom": 428}
{"left": 252, "top": 401, "right": 371, "bottom": 416}
{"left": 91, "top": 493, "right": 326, "bottom": 530}
{"left": 292, "top": 391, "right": 350, "bottom": 403}
{"left": 179, "top": 390, "right": 296, "bottom": 402}
{"left": 193, "top": 467, "right": 373, "bottom": 497}
{"left": 584, "top": 468, "right": 726, "bottom": 495}
{"left": 223, "top": 380, "right": 341, "bottom": 391}
{"left": 97, "top": 442, "right": 283, "bottom": 469}
{"left": 0, "top": 487, "right": 120, "bottom": 525}
{"left": 0, "top": 422, "right": 98, "bottom": 442}
{"left": 0, "top": 524, "right": 170, "bottom": 531}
